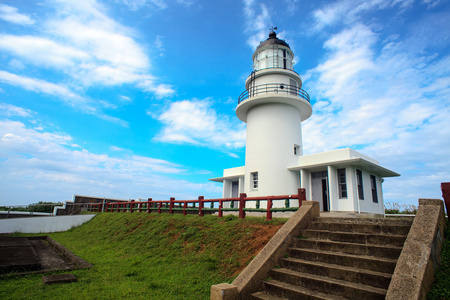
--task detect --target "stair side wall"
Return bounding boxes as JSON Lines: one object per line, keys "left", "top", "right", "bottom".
{"left": 386, "top": 199, "right": 446, "bottom": 300}
{"left": 210, "top": 201, "right": 320, "bottom": 300}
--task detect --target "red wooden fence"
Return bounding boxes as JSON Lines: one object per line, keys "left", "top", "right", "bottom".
{"left": 87, "top": 188, "right": 307, "bottom": 220}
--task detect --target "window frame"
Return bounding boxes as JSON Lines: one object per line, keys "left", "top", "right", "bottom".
{"left": 370, "top": 175, "right": 378, "bottom": 203}
{"left": 251, "top": 172, "right": 258, "bottom": 190}
{"left": 294, "top": 144, "right": 300, "bottom": 156}
{"left": 337, "top": 168, "right": 347, "bottom": 199}
{"left": 356, "top": 169, "right": 364, "bottom": 200}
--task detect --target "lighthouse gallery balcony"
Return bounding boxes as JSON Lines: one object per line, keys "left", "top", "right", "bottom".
{"left": 238, "top": 82, "right": 310, "bottom": 104}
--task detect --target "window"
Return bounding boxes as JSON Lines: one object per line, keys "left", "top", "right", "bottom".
{"left": 251, "top": 172, "right": 258, "bottom": 190}
{"left": 370, "top": 175, "right": 378, "bottom": 203}
{"left": 356, "top": 169, "right": 364, "bottom": 200}
{"left": 337, "top": 168, "right": 347, "bottom": 198}
{"left": 294, "top": 144, "right": 300, "bottom": 155}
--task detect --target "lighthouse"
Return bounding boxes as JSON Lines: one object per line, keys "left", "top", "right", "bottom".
{"left": 211, "top": 29, "right": 399, "bottom": 214}
{"left": 237, "top": 29, "right": 312, "bottom": 197}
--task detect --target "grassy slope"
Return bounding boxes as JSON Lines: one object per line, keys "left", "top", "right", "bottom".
{"left": 0, "top": 213, "right": 286, "bottom": 300}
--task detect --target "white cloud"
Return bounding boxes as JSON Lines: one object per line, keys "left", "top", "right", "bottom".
{"left": 0, "top": 0, "right": 173, "bottom": 105}
{"left": 154, "top": 35, "right": 165, "bottom": 56}
{"left": 120, "top": 0, "right": 168, "bottom": 11}
{"left": 0, "top": 4, "right": 34, "bottom": 25}
{"left": 302, "top": 16, "right": 450, "bottom": 205}
{"left": 176, "top": 0, "right": 194, "bottom": 6}
{"left": 312, "top": 0, "right": 414, "bottom": 30}
{"left": 0, "top": 72, "right": 129, "bottom": 127}
{"left": 0, "top": 103, "right": 32, "bottom": 118}
{"left": 314, "top": 24, "right": 376, "bottom": 104}
{"left": 0, "top": 34, "right": 90, "bottom": 69}
{"left": 8, "top": 59, "right": 25, "bottom": 70}
{"left": 243, "top": 0, "right": 272, "bottom": 49}
{"left": 119, "top": 95, "right": 132, "bottom": 102}
{"left": 0, "top": 71, "right": 85, "bottom": 104}
{"left": 154, "top": 99, "right": 246, "bottom": 149}
{"left": 139, "top": 81, "right": 175, "bottom": 98}
{"left": 0, "top": 116, "right": 220, "bottom": 206}
{"left": 422, "top": 0, "right": 443, "bottom": 7}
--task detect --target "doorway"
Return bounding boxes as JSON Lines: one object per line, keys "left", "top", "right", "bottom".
{"left": 231, "top": 181, "right": 239, "bottom": 198}
{"left": 311, "top": 171, "right": 329, "bottom": 212}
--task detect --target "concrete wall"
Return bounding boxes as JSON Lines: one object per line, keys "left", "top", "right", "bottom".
{"left": 0, "top": 214, "right": 96, "bottom": 234}
{"left": 211, "top": 201, "right": 320, "bottom": 300}
{"left": 386, "top": 199, "right": 446, "bottom": 300}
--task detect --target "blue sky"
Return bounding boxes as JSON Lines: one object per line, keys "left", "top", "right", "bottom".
{"left": 0, "top": 0, "right": 449, "bottom": 207}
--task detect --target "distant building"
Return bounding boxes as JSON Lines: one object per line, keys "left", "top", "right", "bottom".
{"left": 210, "top": 30, "right": 399, "bottom": 214}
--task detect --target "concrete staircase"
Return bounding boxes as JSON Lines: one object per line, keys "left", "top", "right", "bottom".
{"left": 251, "top": 217, "right": 413, "bottom": 300}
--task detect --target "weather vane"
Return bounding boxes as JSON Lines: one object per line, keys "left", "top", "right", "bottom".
{"left": 270, "top": 26, "right": 278, "bottom": 32}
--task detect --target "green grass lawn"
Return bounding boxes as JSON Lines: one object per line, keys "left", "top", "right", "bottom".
{"left": 0, "top": 213, "right": 286, "bottom": 300}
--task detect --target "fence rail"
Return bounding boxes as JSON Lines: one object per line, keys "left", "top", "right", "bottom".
{"left": 238, "top": 83, "right": 310, "bottom": 104}
{"left": 87, "top": 189, "right": 307, "bottom": 220}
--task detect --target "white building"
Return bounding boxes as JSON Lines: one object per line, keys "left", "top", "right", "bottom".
{"left": 210, "top": 30, "right": 399, "bottom": 214}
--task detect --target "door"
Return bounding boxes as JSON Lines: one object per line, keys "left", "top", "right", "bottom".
{"left": 231, "top": 181, "right": 239, "bottom": 198}
{"left": 321, "top": 179, "right": 329, "bottom": 211}
{"left": 311, "top": 171, "right": 329, "bottom": 212}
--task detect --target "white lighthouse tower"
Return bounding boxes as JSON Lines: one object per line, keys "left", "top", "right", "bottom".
{"left": 237, "top": 29, "right": 312, "bottom": 197}
{"left": 211, "top": 29, "right": 399, "bottom": 214}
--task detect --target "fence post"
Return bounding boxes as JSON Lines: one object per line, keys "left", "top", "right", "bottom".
{"left": 147, "top": 198, "right": 152, "bottom": 213}
{"left": 117, "top": 203, "right": 120, "bottom": 212}
{"left": 169, "top": 197, "right": 175, "bottom": 214}
{"left": 98, "top": 203, "right": 102, "bottom": 213}
{"left": 239, "top": 193, "right": 247, "bottom": 219}
{"left": 138, "top": 202, "right": 142, "bottom": 213}
{"left": 183, "top": 201, "right": 187, "bottom": 216}
{"left": 441, "top": 182, "right": 450, "bottom": 216}
{"left": 129, "top": 200, "right": 134, "bottom": 213}
{"left": 198, "top": 196, "right": 204, "bottom": 217}
{"left": 158, "top": 202, "right": 162, "bottom": 214}
{"left": 219, "top": 200, "right": 223, "bottom": 218}
{"left": 266, "top": 199, "right": 272, "bottom": 220}
{"left": 298, "top": 188, "right": 306, "bottom": 207}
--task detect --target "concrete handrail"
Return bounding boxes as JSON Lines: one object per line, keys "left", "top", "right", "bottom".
{"left": 211, "top": 201, "right": 320, "bottom": 300}
{"left": 386, "top": 199, "right": 446, "bottom": 300}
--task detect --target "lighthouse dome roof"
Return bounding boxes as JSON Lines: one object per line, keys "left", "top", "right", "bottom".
{"left": 256, "top": 31, "right": 290, "bottom": 50}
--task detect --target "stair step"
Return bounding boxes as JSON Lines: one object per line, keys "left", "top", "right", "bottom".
{"left": 309, "top": 221, "right": 411, "bottom": 235}
{"left": 251, "top": 291, "right": 286, "bottom": 300}
{"left": 293, "top": 238, "right": 402, "bottom": 259}
{"left": 314, "top": 217, "right": 413, "bottom": 226}
{"left": 288, "top": 247, "right": 397, "bottom": 274}
{"left": 270, "top": 268, "right": 387, "bottom": 299}
{"left": 280, "top": 257, "right": 392, "bottom": 289}
{"left": 260, "top": 279, "right": 349, "bottom": 300}
{"left": 300, "top": 229, "right": 407, "bottom": 247}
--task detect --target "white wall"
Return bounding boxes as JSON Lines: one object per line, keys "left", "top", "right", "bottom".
{"left": 300, "top": 169, "right": 311, "bottom": 200}
{"left": 298, "top": 148, "right": 379, "bottom": 167}
{"left": 339, "top": 167, "right": 357, "bottom": 211}
{"left": 245, "top": 102, "right": 302, "bottom": 202}
{"left": 357, "top": 171, "right": 384, "bottom": 214}
{"left": 327, "top": 165, "right": 338, "bottom": 211}
{"left": 0, "top": 215, "right": 96, "bottom": 234}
